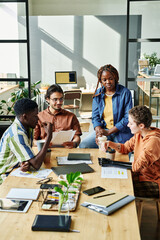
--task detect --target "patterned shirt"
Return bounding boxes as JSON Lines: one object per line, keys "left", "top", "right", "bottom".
{"left": 0, "top": 118, "right": 35, "bottom": 184}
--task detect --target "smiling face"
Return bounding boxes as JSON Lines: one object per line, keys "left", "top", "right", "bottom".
{"left": 127, "top": 114, "right": 141, "bottom": 134}
{"left": 47, "top": 91, "right": 64, "bottom": 112}
{"left": 101, "top": 71, "right": 116, "bottom": 93}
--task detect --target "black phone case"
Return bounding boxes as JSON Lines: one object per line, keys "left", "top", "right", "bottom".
{"left": 40, "top": 184, "right": 61, "bottom": 189}
{"left": 83, "top": 186, "right": 105, "bottom": 196}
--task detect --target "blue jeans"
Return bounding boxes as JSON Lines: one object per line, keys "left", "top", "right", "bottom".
{"left": 79, "top": 130, "right": 119, "bottom": 149}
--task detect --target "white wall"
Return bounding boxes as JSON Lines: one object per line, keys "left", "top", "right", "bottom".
{"left": 29, "top": 15, "right": 127, "bottom": 88}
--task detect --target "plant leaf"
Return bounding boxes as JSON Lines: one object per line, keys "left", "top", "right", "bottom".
{"left": 58, "top": 180, "right": 68, "bottom": 188}
{"left": 54, "top": 186, "right": 63, "bottom": 194}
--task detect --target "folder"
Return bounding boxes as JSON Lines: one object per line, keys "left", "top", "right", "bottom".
{"left": 32, "top": 215, "right": 71, "bottom": 232}
{"left": 68, "top": 153, "right": 91, "bottom": 161}
{"left": 52, "top": 163, "right": 94, "bottom": 175}
{"left": 81, "top": 195, "right": 135, "bottom": 215}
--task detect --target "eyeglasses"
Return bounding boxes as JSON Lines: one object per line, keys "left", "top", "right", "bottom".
{"left": 50, "top": 97, "right": 63, "bottom": 102}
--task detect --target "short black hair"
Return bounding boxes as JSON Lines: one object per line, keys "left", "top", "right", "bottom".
{"left": 129, "top": 105, "right": 152, "bottom": 128}
{"left": 45, "top": 84, "right": 63, "bottom": 99}
{"left": 14, "top": 98, "right": 38, "bottom": 117}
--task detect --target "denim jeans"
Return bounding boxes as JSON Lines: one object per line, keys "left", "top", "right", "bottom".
{"left": 79, "top": 129, "right": 119, "bottom": 149}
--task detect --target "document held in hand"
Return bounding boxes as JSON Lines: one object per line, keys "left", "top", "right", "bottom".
{"left": 51, "top": 130, "right": 76, "bottom": 146}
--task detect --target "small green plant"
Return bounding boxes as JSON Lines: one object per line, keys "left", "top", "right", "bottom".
{"left": 143, "top": 52, "right": 160, "bottom": 68}
{"left": 0, "top": 80, "right": 41, "bottom": 116}
{"left": 54, "top": 171, "right": 83, "bottom": 214}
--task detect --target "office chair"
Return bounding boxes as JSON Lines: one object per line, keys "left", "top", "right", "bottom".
{"left": 63, "top": 90, "right": 82, "bottom": 115}
{"left": 136, "top": 197, "right": 160, "bottom": 226}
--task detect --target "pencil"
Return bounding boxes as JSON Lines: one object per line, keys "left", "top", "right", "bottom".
{"left": 93, "top": 193, "right": 115, "bottom": 199}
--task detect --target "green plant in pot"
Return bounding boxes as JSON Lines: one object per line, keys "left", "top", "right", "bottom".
{"left": 143, "top": 52, "right": 160, "bottom": 75}
{"left": 0, "top": 80, "right": 41, "bottom": 117}
{"left": 54, "top": 171, "right": 83, "bottom": 214}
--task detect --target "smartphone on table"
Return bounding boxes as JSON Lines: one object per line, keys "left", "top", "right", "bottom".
{"left": 83, "top": 186, "right": 105, "bottom": 196}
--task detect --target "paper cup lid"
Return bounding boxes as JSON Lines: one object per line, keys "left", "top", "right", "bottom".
{"left": 98, "top": 135, "right": 107, "bottom": 141}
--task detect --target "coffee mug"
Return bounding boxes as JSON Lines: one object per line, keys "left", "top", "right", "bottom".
{"left": 106, "top": 147, "right": 115, "bottom": 160}
{"left": 36, "top": 139, "right": 45, "bottom": 152}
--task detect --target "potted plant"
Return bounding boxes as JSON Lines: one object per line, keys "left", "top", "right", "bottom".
{"left": 0, "top": 80, "right": 41, "bottom": 117}
{"left": 40, "top": 83, "right": 50, "bottom": 90}
{"left": 143, "top": 52, "right": 160, "bottom": 75}
{"left": 54, "top": 171, "right": 83, "bottom": 214}
{"left": 0, "top": 80, "right": 41, "bottom": 138}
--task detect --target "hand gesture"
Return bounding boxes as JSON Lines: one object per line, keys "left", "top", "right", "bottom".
{"left": 43, "top": 122, "right": 53, "bottom": 141}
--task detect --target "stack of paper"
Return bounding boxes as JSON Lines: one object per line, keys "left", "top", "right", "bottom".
{"left": 6, "top": 188, "right": 40, "bottom": 200}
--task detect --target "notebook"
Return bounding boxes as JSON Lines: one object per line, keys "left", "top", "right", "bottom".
{"left": 67, "top": 153, "right": 91, "bottom": 161}
{"left": 52, "top": 163, "right": 94, "bottom": 175}
{"left": 56, "top": 156, "right": 92, "bottom": 165}
{"left": 32, "top": 215, "right": 71, "bottom": 232}
{"left": 6, "top": 188, "right": 40, "bottom": 200}
{"left": 85, "top": 193, "right": 128, "bottom": 208}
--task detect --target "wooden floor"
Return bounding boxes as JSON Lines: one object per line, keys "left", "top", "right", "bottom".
{"left": 138, "top": 201, "right": 160, "bottom": 240}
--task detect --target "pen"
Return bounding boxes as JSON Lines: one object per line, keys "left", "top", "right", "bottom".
{"left": 70, "top": 229, "right": 80, "bottom": 233}
{"left": 93, "top": 193, "right": 115, "bottom": 199}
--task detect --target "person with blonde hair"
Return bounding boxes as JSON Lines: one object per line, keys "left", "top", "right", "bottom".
{"left": 101, "top": 105, "right": 160, "bottom": 197}
{"left": 79, "top": 64, "right": 133, "bottom": 148}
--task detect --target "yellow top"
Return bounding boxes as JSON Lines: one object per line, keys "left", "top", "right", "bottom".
{"left": 103, "top": 95, "right": 114, "bottom": 129}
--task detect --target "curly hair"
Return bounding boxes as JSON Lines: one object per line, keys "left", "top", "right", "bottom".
{"left": 14, "top": 98, "right": 38, "bottom": 117}
{"left": 129, "top": 105, "right": 152, "bottom": 128}
{"left": 45, "top": 84, "right": 63, "bottom": 99}
{"left": 93, "top": 64, "right": 119, "bottom": 97}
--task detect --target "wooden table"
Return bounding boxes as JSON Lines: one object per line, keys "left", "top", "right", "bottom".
{"left": 0, "top": 148, "right": 140, "bottom": 240}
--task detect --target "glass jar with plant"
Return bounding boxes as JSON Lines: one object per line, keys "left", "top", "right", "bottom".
{"left": 54, "top": 172, "right": 83, "bottom": 214}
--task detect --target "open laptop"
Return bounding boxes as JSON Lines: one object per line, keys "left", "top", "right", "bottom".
{"left": 154, "top": 64, "right": 160, "bottom": 77}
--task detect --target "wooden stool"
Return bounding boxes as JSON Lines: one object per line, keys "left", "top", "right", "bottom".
{"left": 136, "top": 197, "right": 160, "bottom": 226}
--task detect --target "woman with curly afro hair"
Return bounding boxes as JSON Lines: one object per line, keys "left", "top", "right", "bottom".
{"left": 79, "top": 64, "right": 133, "bottom": 148}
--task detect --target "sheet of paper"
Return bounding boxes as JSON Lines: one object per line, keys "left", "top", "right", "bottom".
{"left": 6, "top": 188, "right": 40, "bottom": 200}
{"left": 101, "top": 167, "right": 128, "bottom": 179}
{"left": 51, "top": 130, "right": 76, "bottom": 145}
{"left": 57, "top": 156, "right": 92, "bottom": 165}
{"left": 10, "top": 168, "right": 52, "bottom": 179}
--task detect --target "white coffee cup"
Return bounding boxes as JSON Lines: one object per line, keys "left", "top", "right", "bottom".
{"left": 106, "top": 147, "right": 116, "bottom": 160}
{"left": 98, "top": 135, "right": 107, "bottom": 150}
{"left": 36, "top": 139, "right": 45, "bottom": 152}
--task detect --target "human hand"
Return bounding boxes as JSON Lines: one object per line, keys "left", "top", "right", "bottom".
{"left": 95, "top": 126, "right": 104, "bottom": 137}
{"left": 20, "top": 161, "right": 30, "bottom": 172}
{"left": 43, "top": 122, "right": 53, "bottom": 141}
{"left": 62, "top": 141, "right": 76, "bottom": 149}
